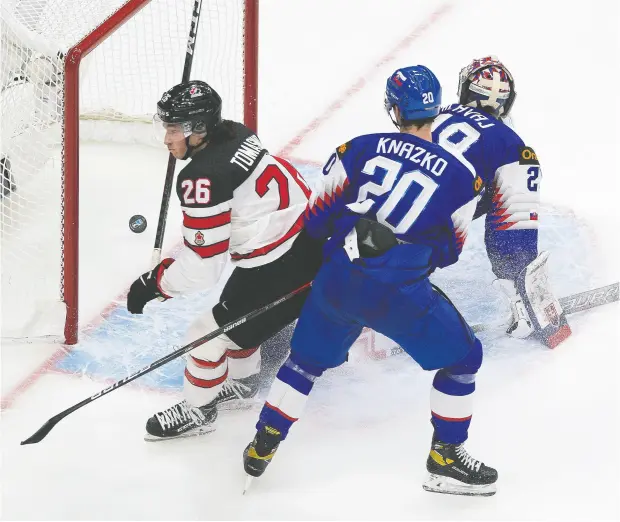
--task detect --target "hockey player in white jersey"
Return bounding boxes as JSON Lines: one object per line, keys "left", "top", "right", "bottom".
{"left": 432, "top": 56, "right": 571, "bottom": 348}
{"left": 126, "top": 81, "right": 323, "bottom": 440}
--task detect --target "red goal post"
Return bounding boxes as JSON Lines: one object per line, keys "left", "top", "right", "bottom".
{"left": 0, "top": 0, "right": 259, "bottom": 344}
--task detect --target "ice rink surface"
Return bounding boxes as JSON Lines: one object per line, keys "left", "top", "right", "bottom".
{"left": 1, "top": 1, "right": 619, "bottom": 520}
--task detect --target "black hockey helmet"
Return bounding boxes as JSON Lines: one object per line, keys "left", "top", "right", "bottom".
{"left": 157, "top": 80, "right": 222, "bottom": 132}
{"left": 154, "top": 80, "right": 222, "bottom": 158}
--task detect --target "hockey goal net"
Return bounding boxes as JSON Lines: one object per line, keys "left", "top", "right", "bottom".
{"left": 1, "top": 0, "right": 258, "bottom": 344}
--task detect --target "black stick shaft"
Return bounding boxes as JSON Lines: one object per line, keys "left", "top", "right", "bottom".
{"left": 151, "top": 0, "right": 203, "bottom": 267}
{"left": 21, "top": 282, "right": 312, "bottom": 445}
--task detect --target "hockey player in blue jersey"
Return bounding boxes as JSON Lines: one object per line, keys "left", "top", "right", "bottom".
{"left": 433, "top": 56, "right": 571, "bottom": 348}
{"left": 242, "top": 66, "right": 498, "bottom": 496}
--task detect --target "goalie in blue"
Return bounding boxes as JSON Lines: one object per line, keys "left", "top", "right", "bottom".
{"left": 242, "top": 65, "right": 498, "bottom": 497}
{"left": 433, "top": 56, "right": 571, "bottom": 348}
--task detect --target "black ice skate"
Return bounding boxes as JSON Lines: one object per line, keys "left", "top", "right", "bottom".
{"left": 423, "top": 438, "right": 498, "bottom": 496}
{"left": 215, "top": 374, "right": 261, "bottom": 411}
{"left": 144, "top": 400, "right": 217, "bottom": 441}
{"left": 243, "top": 425, "right": 282, "bottom": 486}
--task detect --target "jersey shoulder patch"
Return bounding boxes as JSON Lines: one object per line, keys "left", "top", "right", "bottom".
{"left": 518, "top": 145, "right": 539, "bottom": 165}
{"left": 336, "top": 141, "right": 350, "bottom": 159}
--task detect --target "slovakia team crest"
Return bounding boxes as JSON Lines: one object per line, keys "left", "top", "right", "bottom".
{"left": 393, "top": 70, "right": 406, "bottom": 87}
{"left": 544, "top": 303, "right": 560, "bottom": 327}
{"left": 194, "top": 231, "right": 205, "bottom": 245}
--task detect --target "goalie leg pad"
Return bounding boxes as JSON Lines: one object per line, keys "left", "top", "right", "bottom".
{"left": 516, "top": 252, "right": 572, "bottom": 348}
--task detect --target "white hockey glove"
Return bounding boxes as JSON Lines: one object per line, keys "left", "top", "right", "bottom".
{"left": 493, "top": 252, "right": 572, "bottom": 348}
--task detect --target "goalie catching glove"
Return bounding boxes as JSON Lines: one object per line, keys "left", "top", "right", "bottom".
{"left": 494, "top": 251, "right": 572, "bottom": 348}
{"left": 127, "top": 258, "right": 175, "bottom": 314}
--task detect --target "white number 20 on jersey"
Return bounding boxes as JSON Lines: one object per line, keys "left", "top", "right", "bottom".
{"left": 347, "top": 156, "right": 438, "bottom": 234}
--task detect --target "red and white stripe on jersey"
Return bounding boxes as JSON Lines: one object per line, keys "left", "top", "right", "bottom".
{"left": 159, "top": 201, "right": 231, "bottom": 297}
{"left": 182, "top": 201, "right": 232, "bottom": 259}
{"left": 451, "top": 197, "right": 478, "bottom": 254}
{"left": 489, "top": 162, "right": 540, "bottom": 231}
{"left": 228, "top": 155, "right": 311, "bottom": 268}
{"left": 230, "top": 214, "right": 304, "bottom": 262}
{"left": 307, "top": 157, "right": 350, "bottom": 219}
{"left": 162, "top": 155, "right": 311, "bottom": 296}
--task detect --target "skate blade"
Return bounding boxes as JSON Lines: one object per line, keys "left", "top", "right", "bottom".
{"left": 242, "top": 475, "right": 254, "bottom": 495}
{"left": 143, "top": 425, "right": 216, "bottom": 442}
{"left": 423, "top": 473, "right": 497, "bottom": 497}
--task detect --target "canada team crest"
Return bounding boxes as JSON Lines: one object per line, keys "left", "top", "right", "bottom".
{"left": 194, "top": 231, "right": 205, "bottom": 245}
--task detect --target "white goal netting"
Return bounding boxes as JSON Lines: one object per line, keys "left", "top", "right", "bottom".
{"left": 1, "top": 0, "right": 250, "bottom": 341}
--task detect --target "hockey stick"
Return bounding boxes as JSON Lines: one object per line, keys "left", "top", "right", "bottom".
{"left": 380, "top": 282, "right": 619, "bottom": 359}
{"left": 20, "top": 282, "right": 312, "bottom": 445}
{"left": 556, "top": 282, "right": 619, "bottom": 314}
{"left": 151, "top": 0, "right": 203, "bottom": 268}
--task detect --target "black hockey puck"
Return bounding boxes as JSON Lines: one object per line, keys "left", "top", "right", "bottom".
{"left": 129, "top": 214, "right": 147, "bottom": 233}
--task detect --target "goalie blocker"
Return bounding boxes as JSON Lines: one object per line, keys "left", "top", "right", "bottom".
{"left": 495, "top": 251, "right": 571, "bottom": 348}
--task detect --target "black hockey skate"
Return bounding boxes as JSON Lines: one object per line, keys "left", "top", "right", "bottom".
{"left": 243, "top": 426, "right": 282, "bottom": 479}
{"left": 423, "top": 437, "right": 498, "bottom": 496}
{"left": 144, "top": 400, "right": 217, "bottom": 441}
{"left": 215, "top": 374, "right": 261, "bottom": 411}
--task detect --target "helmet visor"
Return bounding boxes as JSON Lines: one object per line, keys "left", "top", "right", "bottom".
{"left": 152, "top": 114, "right": 193, "bottom": 144}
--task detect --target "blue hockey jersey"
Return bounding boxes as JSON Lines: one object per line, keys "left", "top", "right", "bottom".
{"left": 304, "top": 132, "right": 482, "bottom": 274}
{"left": 431, "top": 104, "right": 540, "bottom": 280}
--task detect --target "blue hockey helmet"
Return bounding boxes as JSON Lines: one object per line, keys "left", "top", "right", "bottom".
{"left": 384, "top": 65, "right": 442, "bottom": 125}
{"left": 457, "top": 56, "right": 516, "bottom": 118}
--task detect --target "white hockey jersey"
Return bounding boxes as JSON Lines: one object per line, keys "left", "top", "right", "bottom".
{"left": 160, "top": 122, "right": 311, "bottom": 297}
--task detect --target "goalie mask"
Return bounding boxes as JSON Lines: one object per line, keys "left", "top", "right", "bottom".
{"left": 457, "top": 56, "right": 516, "bottom": 119}
{"left": 153, "top": 80, "right": 222, "bottom": 159}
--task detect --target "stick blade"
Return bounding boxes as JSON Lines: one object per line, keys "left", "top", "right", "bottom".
{"left": 21, "top": 418, "right": 59, "bottom": 445}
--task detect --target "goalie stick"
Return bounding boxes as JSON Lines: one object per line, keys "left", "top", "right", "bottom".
{"left": 556, "top": 282, "right": 619, "bottom": 314}
{"left": 20, "top": 282, "right": 312, "bottom": 445}
{"left": 151, "top": 0, "right": 203, "bottom": 268}
{"left": 376, "top": 282, "right": 619, "bottom": 360}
